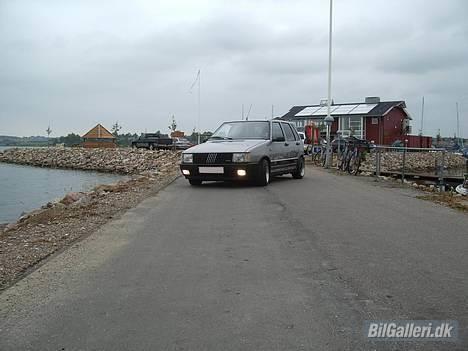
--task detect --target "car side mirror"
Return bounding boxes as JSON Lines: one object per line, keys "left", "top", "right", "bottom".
{"left": 272, "top": 136, "right": 285, "bottom": 142}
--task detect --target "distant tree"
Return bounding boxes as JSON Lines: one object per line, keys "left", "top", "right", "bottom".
{"left": 188, "top": 131, "right": 212, "bottom": 144}
{"left": 187, "top": 132, "right": 197, "bottom": 144}
{"left": 111, "top": 121, "right": 122, "bottom": 137}
{"left": 53, "top": 133, "right": 82, "bottom": 147}
{"left": 203, "top": 131, "right": 213, "bottom": 140}
{"left": 46, "top": 125, "right": 52, "bottom": 147}
{"left": 116, "top": 132, "right": 139, "bottom": 147}
{"left": 168, "top": 115, "right": 177, "bottom": 133}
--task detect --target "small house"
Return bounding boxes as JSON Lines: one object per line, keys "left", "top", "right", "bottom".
{"left": 82, "top": 124, "right": 116, "bottom": 148}
{"left": 280, "top": 97, "right": 430, "bottom": 146}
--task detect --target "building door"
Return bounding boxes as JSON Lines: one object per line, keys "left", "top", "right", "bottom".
{"left": 270, "top": 122, "right": 289, "bottom": 174}
{"left": 281, "top": 122, "right": 301, "bottom": 162}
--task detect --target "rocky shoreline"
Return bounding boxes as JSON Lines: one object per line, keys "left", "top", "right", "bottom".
{"left": 0, "top": 147, "right": 180, "bottom": 174}
{"left": 0, "top": 147, "right": 181, "bottom": 290}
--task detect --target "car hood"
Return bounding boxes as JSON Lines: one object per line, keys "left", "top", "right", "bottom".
{"left": 183, "top": 139, "right": 269, "bottom": 153}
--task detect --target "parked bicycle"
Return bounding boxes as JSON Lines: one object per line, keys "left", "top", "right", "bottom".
{"left": 335, "top": 136, "right": 370, "bottom": 175}
{"left": 312, "top": 142, "right": 327, "bottom": 167}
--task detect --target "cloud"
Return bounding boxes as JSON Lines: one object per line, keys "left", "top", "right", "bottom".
{"left": 0, "top": 0, "right": 466, "bottom": 138}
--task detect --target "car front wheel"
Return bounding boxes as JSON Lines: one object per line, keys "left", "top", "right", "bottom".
{"left": 254, "top": 159, "right": 270, "bottom": 186}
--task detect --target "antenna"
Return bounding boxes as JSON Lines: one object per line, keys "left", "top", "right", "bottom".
{"left": 456, "top": 102, "right": 460, "bottom": 145}
{"left": 198, "top": 70, "right": 201, "bottom": 144}
{"left": 271, "top": 105, "right": 274, "bottom": 119}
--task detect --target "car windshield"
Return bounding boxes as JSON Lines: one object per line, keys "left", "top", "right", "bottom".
{"left": 211, "top": 121, "right": 270, "bottom": 140}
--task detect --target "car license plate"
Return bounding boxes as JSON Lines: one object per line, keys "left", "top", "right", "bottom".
{"left": 199, "top": 166, "right": 224, "bottom": 174}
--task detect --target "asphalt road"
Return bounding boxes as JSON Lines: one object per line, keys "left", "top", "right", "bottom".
{"left": 1, "top": 167, "right": 467, "bottom": 350}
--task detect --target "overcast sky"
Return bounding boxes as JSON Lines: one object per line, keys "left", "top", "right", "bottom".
{"left": 1, "top": 0, "right": 467, "bottom": 137}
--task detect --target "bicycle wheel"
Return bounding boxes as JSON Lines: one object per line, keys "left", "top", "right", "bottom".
{"left": 312, "top": 152, "right": 320, "bottom": 165}
{"left": 337, "top": 150, "right": 346, "bottom": 170}
{"left": 348, "top": 152, "right": 361, "bottom": 175}
{"left": 321, "top": 150, "right": 327, "bottom": 167}
{"left": 341, "top": 150, "right": 351, "bottom": 172}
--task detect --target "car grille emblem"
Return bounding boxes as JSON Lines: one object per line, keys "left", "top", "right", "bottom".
{"left": 206, "top": 153, "right": 217, "bottom": 163}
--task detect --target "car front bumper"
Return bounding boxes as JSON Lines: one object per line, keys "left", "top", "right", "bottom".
{"left": 179, "top": 163, "right": 259, "bottom": 181}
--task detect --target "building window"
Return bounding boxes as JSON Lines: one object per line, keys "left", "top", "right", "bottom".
{"left": 339, "top": 116, "right": 364, "bottom": 139}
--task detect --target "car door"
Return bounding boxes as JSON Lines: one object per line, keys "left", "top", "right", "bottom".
{"left": 270, "top": 122, "right": 288, "bottom": 174}
{"left": 281, "top": 122, "right": 300, "bottom": 170}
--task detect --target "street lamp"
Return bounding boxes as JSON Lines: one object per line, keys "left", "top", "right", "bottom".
{"left": 324, "top": 0, "right": 334, "bottom": 168}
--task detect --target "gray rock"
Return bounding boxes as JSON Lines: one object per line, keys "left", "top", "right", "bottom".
{"left": 60, "top": 192, "right": 86, "bottom": 205}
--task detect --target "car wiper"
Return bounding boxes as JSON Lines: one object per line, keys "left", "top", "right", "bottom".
{"left": 210, "top": 136, "right": 232, "bottom": 140}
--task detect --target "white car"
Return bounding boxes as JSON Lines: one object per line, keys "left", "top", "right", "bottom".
{"left": 298, "top": 132, "right": 312, "bottom": 155}
{"left": 173, "top": 137, "right": 192, "bottom": 150}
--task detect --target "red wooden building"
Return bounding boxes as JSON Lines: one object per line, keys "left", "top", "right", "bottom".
{"left": 280, "top": 97, "right": 432, "bottom": 146}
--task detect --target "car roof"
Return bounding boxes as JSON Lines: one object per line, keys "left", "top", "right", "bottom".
{"left": 222, "top": 119, "right": 271, "bottom": 123}
{"left": 221, "top": 119, "right": 294, "bottom": 124}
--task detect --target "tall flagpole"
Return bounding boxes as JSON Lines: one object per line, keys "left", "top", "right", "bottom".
{"left": 324, "top": 0, "right": 334, "bottom": 168}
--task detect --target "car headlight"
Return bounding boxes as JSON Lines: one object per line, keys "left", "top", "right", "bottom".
{"left": 182, "top": 153, "right": 193, "bottom": 163}
{"left": 232, "top": 153, "right": 250, "bottom": 163}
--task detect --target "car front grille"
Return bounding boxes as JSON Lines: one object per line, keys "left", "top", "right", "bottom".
{"left": 193, "top": 153, "right": 233, "bottom": 164}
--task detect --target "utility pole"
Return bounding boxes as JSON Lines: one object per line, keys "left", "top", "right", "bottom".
{"left": 189, "top": 69, "right": 201, "bottom": 144}
{"left": 324, "top": 0, "right": 334, "bottom": 168}
{"left": 242, "top": 104, "right": 244, "bottom": 120}
{"left": 271, "top": 105, "right": 274, "bottom": 119}
{"left": 419, "top": 96, "right": 425, "bottom": 135}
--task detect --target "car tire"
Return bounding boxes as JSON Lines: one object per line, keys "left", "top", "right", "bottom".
{"left": 255, "top": 159, "right": 270, "bottom": 186}
{"left": 189, "top": 179, "right": 202, "bottom": 186}
{"left": 292, "top": 157, "right": 305, "bottom": 179}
